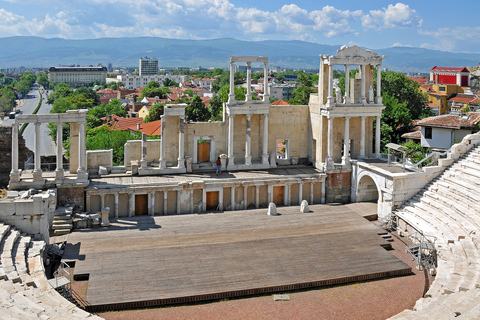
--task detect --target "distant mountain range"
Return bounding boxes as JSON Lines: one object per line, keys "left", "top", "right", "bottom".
{"left": 0, "top": 36, "right": 478, "bottom": 72}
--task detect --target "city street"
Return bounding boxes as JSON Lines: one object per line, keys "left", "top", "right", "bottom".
{"left": 1, "top": 86, "right": 56, "bottom": 156}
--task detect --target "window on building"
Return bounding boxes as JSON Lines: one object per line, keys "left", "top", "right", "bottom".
{"left": 424, "top": 127, "right": 432, "bottom": 139}
{"left": 439, "top": 86, "right": 446, "bottom": 92}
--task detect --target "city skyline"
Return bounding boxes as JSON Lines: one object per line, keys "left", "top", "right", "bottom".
{"left": 0, "top": 1, "right": 479, "bottom": 53}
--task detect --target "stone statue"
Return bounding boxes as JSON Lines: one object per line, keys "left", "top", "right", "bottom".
{"left": 335, "top": 87, "right": 342, "bottom": 103}
{"left": 369, "top": 85, "right": 374, "bottom": 103}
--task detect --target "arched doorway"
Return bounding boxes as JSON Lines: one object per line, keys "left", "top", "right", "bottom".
{"left": 357, "top": 175, "right": 379, "bottom": 203}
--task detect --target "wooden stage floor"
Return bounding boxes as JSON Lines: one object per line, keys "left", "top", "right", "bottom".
{"left": 62, "top": 204, "right": 411, "bottom": 311}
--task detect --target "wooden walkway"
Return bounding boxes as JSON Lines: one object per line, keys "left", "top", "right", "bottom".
{"left": 62, "top": 204, "right": 411, "bottom": 312}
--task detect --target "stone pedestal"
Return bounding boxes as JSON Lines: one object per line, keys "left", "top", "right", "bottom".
{"left": 300, "top": 200, "right": 309, "bottom": 213}
{"left": 101, "top": 207, "right": 110, "bottom": 227}
{"left": 269, "top": 151, "right": 277, "bottom": 168}
{"left": 267, "top": 202, "right": 277, "bottom": 216}
{"left": 185, "top": 156, "right": 192, "bottom": 173}
{"left": 220, "top": 154, "right": 227, "bottom": 171}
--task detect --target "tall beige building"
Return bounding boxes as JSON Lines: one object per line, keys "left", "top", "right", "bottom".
{"left": 48, "top": 66, "right": 107, "bottom": 86}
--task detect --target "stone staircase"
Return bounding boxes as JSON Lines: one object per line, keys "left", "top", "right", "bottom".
{"left": 0, "top": 221, "right": 103, "bottom": 319}
{"left": 52, "top": 207, "right": 73, "bottom": 236}
{"left": 390, "top": 144, "right": 480, "bottom": 319}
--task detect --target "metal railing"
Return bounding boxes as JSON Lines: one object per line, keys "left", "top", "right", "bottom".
{"left": 410, "top": 148, "right": 450, "bottom": 169}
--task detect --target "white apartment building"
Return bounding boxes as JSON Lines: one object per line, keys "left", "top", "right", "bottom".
{"left": 48, "top": 67, "right": 107, "bottom": 86}
{"left": 139, "top": 58, "right": 158, "bottom": 76}
{"left": 116, "top": 74, "right": 188, "bottom": 89}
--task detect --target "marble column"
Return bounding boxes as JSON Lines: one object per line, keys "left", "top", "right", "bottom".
{"left": 33, "top": 122, "right": 42, "bottom": 181}
{"left": 263, "top": 62, "right": 269, "bottom": 102}
{"left": 262, "top": 114, "right": 269, "bottom": 165}
{"left": 344, "top": 64, "right": 350, "bottom": 103}
{"left": 178, "top": 116, "right": 185, "bottom": 168}
{"left": 77, "top": 122, "right": 87, "bottom": 179}
{"left": 326, "top": 116, "right": 334, "bottom": 169}
{"left": 298, "top": 182, "right": 303, "bottom": 205}
{"left": 255, "top": 185, "right": 259, "bottom": 209}
{"left": 286, "top": 184, "right": 291, "bottom": 206}
{"left": 245, "top": 115, "right": 252, "bottom": 165}
{"left": 10, "top": 123, "right": 20, "bottom": 182}
{"left": 163, "top": 191, "right": 168, "bottom": 215}
{"left": 228, "top": 115, "right": 235, "bottom": 166}
{"left": 342, "top": 116, "right": 351, "bottom": 166}
{"left": 159, "top": 115, "right": 166, "bottom": 169}
{"left": 327, "top": 63, "right": 334, "bottom": 107}
{"left": 244, "top": 186, "right": 248, "bottom": 210}
{"left": 128, "top": 193, "right": 134, "bottom": 217}
{"left": 246, "top": 62, "right": 252, "bottom": 101}
{"left": 310, "top": 182, "right": 314, "bottom": 205}
{"left": 229, "top": 61, "right": 235, "bottom": 103}
{"left": 231, "top": 186, "right": 235, "bottom": 211}
{"left": 114, "top": 193, "right": 119, "bottom": 218}
{"left": 55, "top": 122, "right": 64, "bottom": 179}
{"left": 100, "top": 194, "right": 105, "bottom": 210}
{"left": 360, "top": 65, "right": 367, "bottom": 104}
{"left": 148, "top": 192, "right": 155, "bottom": 216}
{"left": 375, "top": 115, "right": 382, "bottom": 158}
{"left": 359, "top": 116, "right": 366, "bottom": 159}
{"left": 376, "top": 64, "right": 383, "bottom": 104}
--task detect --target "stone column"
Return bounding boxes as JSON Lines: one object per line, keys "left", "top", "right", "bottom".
{"left": 286, "top": 183, "right": 291, "bottom": 206}
{"left": 100, "top": 194, "right": 105, "bottom": 210}
{"left": 159, "top": 115, "right": 166, "bottom": 169}
{"left": 77, "top": 121, "right": 87, "bottom": 179}
{"left": 114, "top": 193, "right": 119, "bottom": 218}
{"left": 310, "top": 182, "right": 315, "bottom": 205}
{"left": 342, "top": 116, "right": 351, "bottom": 166}
{"left": 178, "top": 116, "right": 185, "bottom": 168}
{"left": 298, "top": 182, "right": 303, "bottom": 205}
{"left": 244, "top": 186, "right": 248, "bottom": 210}
{"left": 176, "top": 191, "right": 180, "bottom": 215}
{"left": 375, "top": 115, "right": 382, "bottom": 158}
{"left": 228, "top": 115, "right": 235, "bottom": 166}
{"left": 344, "top": 64, "right": 350, "bottom": 103}
{"left": 33, "top": 122, "right": 42, "bottom": 181}
{"left": 228, "top": 60, "right": 235, "bottom": 103}
{"left": 163, "top": 191, "right": 168, "bottom": 215}
{"left": 359, "top": 116, "right": 366, "bottom": 159}
{"left": 326, "top": 116, "right": 334, "bottom": 169}
{"left": 263, "top": 61, "right": 269, "bottom": 102}
{"left": 141, "top": 132, "right": 147, "bottom": 169}
{"left": 255, "top": 185, "right": 259, "bottom": 209}
{"left": 376, "top": 64, "right": 382, "bottom": 104}
{"left": 246, "top": 62, "right": 252, "bottom": 101}
{"left": 231, "top": 186, "right": 235, "bottom": 211}
{"left": 148, "top": 192, "right": 155, "bottom": 216}
{"left": 360, "top": 65, "right": 367, "bottom": 104}
{"left": 55, "top": 122, "right": 64, "bottom": 179}
{"left": 321, "top": 180, "right": 326, "bottom": 204}
{"left": 189, "top": 190, "right": 194, "bottom": 214}
{"left": 86, "top": 194, "right": 91, "bottom": 213}
{"left": 327, "top": 63, "right": 334, "bottom": 107}
{"left": 128, "top": 193, "right": 135, "bottom": 217}
{"left": 10, "top": 123, "right": 20, "bottom": 182}
{"left": 262, "top": 114, "right": 269, "bottom": 165}
{"left": 245, "top": 115, "right": 252, "bottom": 165}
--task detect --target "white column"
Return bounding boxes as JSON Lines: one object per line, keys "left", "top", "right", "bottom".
{"left": 360, "top": 65, "right": 367, "bottom": 104}
{"left": 246, "top": 62, "right": 252, "bottom": 101}
{"left": 327, "top": 63, "right": 334, "bottom": 107}
{"left": 178, "top": 116, "right": 185, "bottom": 168}
{"left": 359, "top": 116, "right": 366, "bottom": 159}
{"left": 326, "top": 116, "right": 334, "bottom": 169}
{"left": 228, "top": 115, "right": 235, "bottom": 166}
{"left": 262, "top": 114, "right": 269, "bottom": 165}
{"left": 375, "top": 115, "right": 382, "bottom": 158}
{"left": 321, "top": 180, "right": 326, "bottom": 204}
{"left": 344, "top": 64, "right": 350, "bottom": 104}
{"left": 189, "top": 190, "right": 194, "bottom": 214}
{"left": 100, "top": 194, "right": 105, "bottom": 210}
{"left": 55, "top": 122, "right": 64, "bottom": 179}
{"left": 163, "top": 191, "right": 168, "bottom": 215}
{"left": 244, "top": 186, "right": 248, "bottom": 210}
{"left": 310, "top": 182, "right": 314, "bottom": 205}
{"left": 298, "top": 182, "right": 303, "bottom": 205}
{"left": 342, "top": 116, "right": 351, "bottom": 166}
{"left": 231, "top": 186, "right": 235, "bottom": 211}
{"left": 255, "top": 185, "right": 259, "bottom": 209}
{"left": 77, "top": 121, "right": 87, "bottom": 179}
{"left": 114, "top": 193, "right": 119, "bottom": 218}
{"left": 228, "top": 60, "right": 235, "bottom": 103}
{"left": 245, "top": 115, "right": 252, "bottom": 165}
{"left": 33, "top": 122, "right": 42, "bottom": 181}
{"left": 263, "top": 62, "right": 269, "bottom": 102}
{"left": 148, "top": 192, "right": 155, "bottom": 216}
{"left": 10, "top": 123, "right": 20, "bottom": 182}
{"left": 159, "top": 115, "right": 166, "bottom": 169}
{"left": 128, "top": 193, "right": 135, "bottom": 217}
{"left": 286, "top": 184, "right": 291, "bottom": 206}
{"left": 376, "top": 64, "right": 382, "bottom": 104}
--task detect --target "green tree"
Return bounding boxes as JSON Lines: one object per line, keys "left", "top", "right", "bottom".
{"left": 208, "top": 94, "right": 223, "bottom": 121}
{"left": 141, "top": 81, "right": 169, "bottom": 99}
{"left": 218, "top": 84, "right": 246, "bottom": 103}
{"left": 144, "top": 103, "right": 165, "bottom": 123}
{"left": 37, "top": 72, "right": 49, "bottom": 88}
{"left": 162, "top": 78, "right": 178, "bottom": 87}
{"left": 86, "top": 126, "right": 140, "bottom": 165}
{"left": 186, "top": 95, "right": 210, "bottom": 122}
{"left": 381, "top": 94, "right": 412, "bottom": 147}
{"left": 47, "top": 83, "right": 73, "bottom": 105}
{"left": 86, "top": 98, "right": 126, "bottom": 129}
{"left": 74, "top": 87, "right": 100, "bottom": 105}
{"left": 290, "top": 85, "right": 314, "bottom": 105}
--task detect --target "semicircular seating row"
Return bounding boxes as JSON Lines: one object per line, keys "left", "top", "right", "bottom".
{"left": 0, "top": 221, "right": 103, "bottom": 320}
{"left": 389, "top": 144, "right": 480, "bottom": 319}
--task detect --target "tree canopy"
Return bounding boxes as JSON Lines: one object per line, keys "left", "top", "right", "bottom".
{"left": 186, "top": 95, "right": 210, "bottom": 122}
{"left": 144, "top": 103, "right": 164, "bottom": 123}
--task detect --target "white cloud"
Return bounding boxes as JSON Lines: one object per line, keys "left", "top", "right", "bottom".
{"left": 309, "top": 6, "right": 362, "bottom": 38}
{"left": 362, "top": 3, "right": 422, "bottom": 30}
{"left": 392, "top": 42, "right": 412, "bottom": 47}
{"left": 419, "top": 27, "right": 480, "bottom": 52}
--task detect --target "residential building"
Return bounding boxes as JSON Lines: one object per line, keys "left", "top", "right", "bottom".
{"left": 48, "top": 66, "right": 107, "bottom": 86}
{"left": 139, "top": 57, "right": 158, "bottom": 76}
{"left": 269, "top": 83, "right": 298, "bottom": 100}
{"left": 116, "top": 74, "right": 187, "bottom": 89}
{"left": 420, "top": 83, "right": 464, "bottom": 115}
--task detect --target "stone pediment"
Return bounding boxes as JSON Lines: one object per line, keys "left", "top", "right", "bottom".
{"left": 336, "top": 45, "right": 377, "bottom": 59}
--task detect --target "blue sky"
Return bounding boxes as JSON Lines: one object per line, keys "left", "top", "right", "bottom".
{"left": 0, "top": 0, "right": 479, "bottom": 53}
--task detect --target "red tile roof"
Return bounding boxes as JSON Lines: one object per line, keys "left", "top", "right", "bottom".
{"left": 272, "top": 99, "right": 291, "bottom": 105}
{"left": 103, "top": 115, "right": 144, "bottom": 130}
{"left": 416, "top": 112, "right": 480, "bottom": 129}
{"left": 126, "top": 119, "right": 162, "bottom": 136}
{"left": 401, "top": 130, "right": 421, "bottom": 140}
{"left": 430, "top": 66, "right": 469, "bottom": 73}
{"left": 448, "top": 94, "right": 478, "bottom": 104}
{"left": 408, "top": 76, "right": 428, "bottom": 84}
{"left": 427, "top": 103, "right": 439, "bottom": 109}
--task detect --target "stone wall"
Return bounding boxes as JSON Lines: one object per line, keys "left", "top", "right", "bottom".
{"left": 0, "top": 126, "right": 32, "bottom": 188}
{"left": 326, "top": 170, "right": 351, "bottom": 203}
{"left": 57, "top": 185, "right": 85, "bottom": 211}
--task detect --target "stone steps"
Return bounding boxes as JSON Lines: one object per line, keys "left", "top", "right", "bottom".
{"left": 0, "top": 228, "right": 21, "bottom": 283}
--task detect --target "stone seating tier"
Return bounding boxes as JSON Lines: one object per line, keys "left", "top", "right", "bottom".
{"left": 390, "top": 145, "right": 480, "bottom": 319}
{"left": 0, "top": 220, "right": 104, "bottom": 320}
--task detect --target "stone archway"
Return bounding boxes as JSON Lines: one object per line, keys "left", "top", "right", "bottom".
{"left": 356, "top": 174, "right": 380, "bottom": 203}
